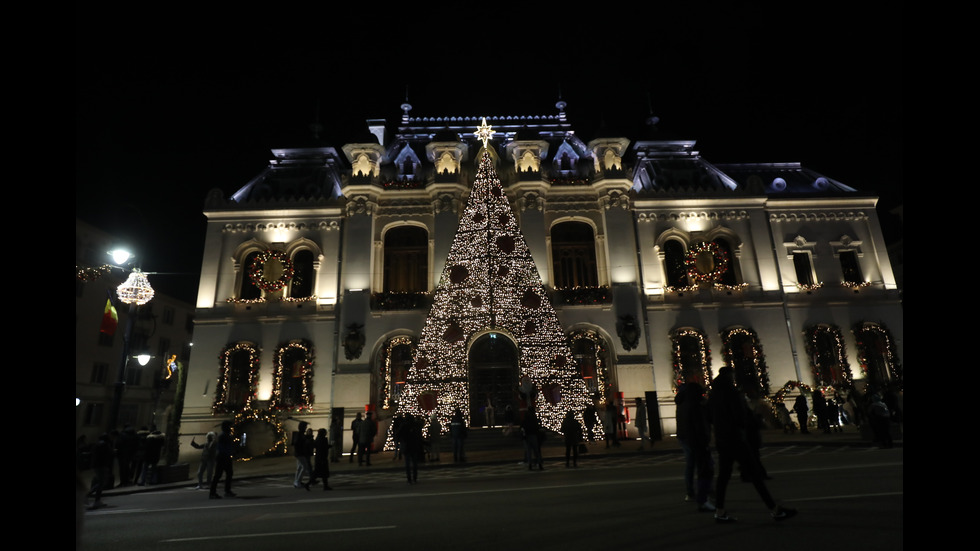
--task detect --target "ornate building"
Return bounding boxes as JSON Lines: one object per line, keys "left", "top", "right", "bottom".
{"left": 178, "top": 101, "right": 902, "bottom": 460}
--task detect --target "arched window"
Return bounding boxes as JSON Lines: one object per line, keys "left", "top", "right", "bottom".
{"left": 569, "top": 330, "right": 611, "bottom": 402}
{"left": 551, "top": 221, "right": 598, "bottom": 289}
{"left": 713, "top": 238, "right": 738, "bottom": 286}
{"left": 663, "top": 240, "right": 688, "bottom": 289}
{"left": 215, "top": 343, "right": 260, "bottom": 413}
{"left": 376, "top": 336, "right": 414, "bottom": 411}
{"left": 853, "top": 322, "right": 902, "bottom": 389}
{"left": 290, "top": 249, "right": 315, "bottom": 298}
{"left": 804, "top": 324, "right": 853, "bottom": 388}
{"left": 721, "top": 327, "right": 770, "bottom": 399}
{"left": 239, "top": 251, "right": 262, "bottom": 300}
{"left": 671, "top": 328, "right": 711, "bottom": 389}
{"left": 270, "top": 341, "right": 314, "bottom": 411}
{"left": 383, "top": 226, "right": 428, "bottom": 293}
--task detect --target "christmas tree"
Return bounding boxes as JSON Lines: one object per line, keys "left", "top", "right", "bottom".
{"left": 394, "top": 119, "right": 598, "bottom": 437}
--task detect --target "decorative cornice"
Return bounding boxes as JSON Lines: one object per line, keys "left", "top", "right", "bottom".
{"left": 221, "top": 220, "right": 340, "bottom": 233}
{"left": 769, "top": 211, "right": 869, "bottom": 223}
{"left": 346, "top": 196, "right": 377, "bottom": 216}
{"left": 636, "top": 210, "right": 751, "bottom": 222}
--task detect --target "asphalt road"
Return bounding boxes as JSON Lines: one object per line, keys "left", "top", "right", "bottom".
{"left": 79, "top": 445, "right": 903, "bottom": 551}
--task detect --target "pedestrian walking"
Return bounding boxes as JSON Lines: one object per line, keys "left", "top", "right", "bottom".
{"left": 561, "top": 410, "right": 583, "bottom": 467}
{"left": 309, "top": 428, "right": 333, "bottom": 490}
{"left": 521, "top": 407, "right": 544, "bottom": 470}
{"left": 293, "top": 421, "right": 313, "bottom": 489}
{"left": 675, "top": 381, "right": 715, "bottom": 512}
{"left": 398, "top": 413, "right": 424, "bottom": 484}
{"left": 709, "top": 367, "right": 795, "bottom": 523}
{"left": 793, "top": 393, "right": 810, "bottom": 434}
{"left": 358, "top": 411, "right": 377, "bottom": 466}
{"left": 349, "top": 412, "right": 362, "bottom": 463}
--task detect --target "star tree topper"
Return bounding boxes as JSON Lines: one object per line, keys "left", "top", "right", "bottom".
{"left": 475, "top": 117, "right": 495, "bottom": 147}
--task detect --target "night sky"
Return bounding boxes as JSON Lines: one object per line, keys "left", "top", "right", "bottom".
{"left": 76, "top": 6, "right": 903, "bottom": 304}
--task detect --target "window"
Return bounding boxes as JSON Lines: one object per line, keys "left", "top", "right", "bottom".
{"left": 671, "top": 329, "right": 711, "bottom": 389}
{"left": 805, "top": 324, "right": 852, "bottom": 387}
{"left": 793, "top": 252, "right": 815, "bottom": 286}
{"left": 376, "top": 337, "right": 413, "bottom": 410}
{"left": 271, "top": 341, "right": 314, "bottom": 411}
{"left": 570, "top": 330, "right": 610, "bottom": 399}
{"left": 83, "top": 403, "right": 104, "bottom": 426}
{"left": 216, "top": 343, "right": 260, "bottom": 413}
{"left": 551, "top": 221, "right": 598, "bottom": 288}
{"left": 722, "top": 328, "right": 769, "bottom": 399}
{"left": 713, "top": 238, "right": 738, "bottom": 286}
{"left": 91, "top": 362, "right": 108, "bottom": 384}
{"left": 839, "top": 250, "right": 863, "bottom": 284}
{"left": 663, "top": 240, "right": 688, "bottom": 288}
{"left": 125, "top": 364, "right": 143, "bottom": 386}
{"left": 290, "top": 249, "right": 315, "bottom": 298}
{"left": 383, "top": 226, "right": 428, "bottom": 293}
{"left": 239, "top": 251, "right": 262, "bottom": 300}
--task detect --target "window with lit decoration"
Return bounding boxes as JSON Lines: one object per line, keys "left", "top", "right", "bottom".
{"left": 671, "top": 328, "right": 711, "bottom": 389}
{"left": 853, "top": 322, "right": 901, "bottom": 388}
{"left": 839, "top": 250, "right": 863, "bottom": 286}
{"left": 805, "top": 324, "right": 852, "bottom": 388}
{"left": 663, "top": 239, "right": 689, "bottom": 288}
{"left": 721, "top": 327, "right": 770, "bottom": 399}
{"left": 289, "top": 249, "right": 315, "bottom": 299}
{"left": 215, "top": 343, "right": 260, "bottom": 413}
{"left": 239, "top": 251, "right": 263, "bottom": 300}
{"left": 383, "top": 226, "right": 428, "bottom": 294}
{"left": 570, "top": 330, "right": 611, "bottom": 400}
{"left": 375, "top": 336, "right": 414, "bottom": 411}
{"left": 712, "top": 238, "right": 738, "bottom": 286}
{"left": 270, "top": 341, "right": 314, "bottom": 412}
{"left": 551, "top": 221, "right": 599, "bottom": 289}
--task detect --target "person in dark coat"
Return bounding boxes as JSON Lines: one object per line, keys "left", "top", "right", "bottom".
{"left": 358, "top": 411, "right": 377, "bottom": 466}
{"left": 450, "top": 409, "right": 467, "bottom": 463}
{"left": 675, "top": 381, "right": 714, "bottom": 511}
{"left": 792, "top": 394, "right": 810, "bottom": 434}
{"left": 348, "top": 412, "right": 362, "bottom": 463}
{"left": 398, "top": 413, "right": 425, "bottom": 484}
{"left": 521, "top": 407, "right": 544, "bottom": 470}
{"left": 209, "top": 421, "right": 236, "bottom": 499}
{"left": 561, "top": 410, "right": 583, "bottom": 467}
{"left": 709, "top": 367, "right": 796, "bottom": 523}
{"left": 309, "top": 428, "right": 333, "bottom": 490}
{"left": 293, "top": 421, "right": 313, "bottom": 489}
{"left": 87, "top": 432, "right": 114, "bottom": 509}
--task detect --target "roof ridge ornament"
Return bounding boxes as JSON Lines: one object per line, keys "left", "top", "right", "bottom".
{"left": 475, "top": 117, "right": 495, "bottom": 148}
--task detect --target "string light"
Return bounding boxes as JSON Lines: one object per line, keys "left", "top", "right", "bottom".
{"left": 269, "top": 340, "right": 315, "bottom": 412}
{"left": 213, "top": 342, "right": 261, "bottom": 414}
{"left": 393, "top": 143, "right": 598, "bottom": 440}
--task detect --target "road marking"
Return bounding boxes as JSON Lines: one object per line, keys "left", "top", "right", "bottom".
{"left": 160, "top": 525, "right": 396, "bottom": 542}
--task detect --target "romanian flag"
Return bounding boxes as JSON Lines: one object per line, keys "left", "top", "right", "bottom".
{"left": 100, "top": 298, "right": 118, "bottom": 336}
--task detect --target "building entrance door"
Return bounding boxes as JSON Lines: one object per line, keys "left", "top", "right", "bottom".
{"left": 468, "top": 333, "right": 518, "bottom": 426}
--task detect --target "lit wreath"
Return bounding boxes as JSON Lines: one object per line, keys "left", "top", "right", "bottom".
{"left": 684, "top": 242, "right": 729, "bottom": 284}
{"left": 248, "top": 250, "right": 295, "bottom": 292}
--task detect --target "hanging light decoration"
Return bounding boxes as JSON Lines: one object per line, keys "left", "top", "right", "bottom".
{"left": 117, "top": 268, "right": 154, "bottom": 305}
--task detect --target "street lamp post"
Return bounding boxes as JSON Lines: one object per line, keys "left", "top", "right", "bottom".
{"left": 105, "top": 257, "right": 154, "bottom": 434}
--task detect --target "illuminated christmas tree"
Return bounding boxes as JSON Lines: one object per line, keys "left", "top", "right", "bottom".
{"left": 395, "top": 119, "right": 598, "bottom": 436}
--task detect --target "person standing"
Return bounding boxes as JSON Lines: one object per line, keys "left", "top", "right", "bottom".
{"left": 348, "top": 413, "right": 362, "bottom": 463}
{"left": 793, "top": 393, "right": 810, "bottom": 434}
{"left": 450, "top": 409, "right": 467, "bottom": 463}
{"left": 293, "top": 421, "right": 313, "bottom": 489}
{"left": 561, "top": 410, "right": 583, "bottom": 467}
{"left": 209, "top": 421, "right": 236, "bottom": 499}
{"left": 358, "top": 411, "right": 377, "bottom": 466}
{"left": 329, "top": 416, "right": 343, "bottom": 463}
{"left": 521, "top": 407, "right": 544, "bottom": 470}
{"left": 398, "top": 413, "right": 424, "bottom": 484}
{"left": 190, "top": 432, "right": 217, "bottom": 490}
{"left": 309, "top": 428, "right": 332, "bottom": 490}
{"left": 427, "top": 413, "right": 442, "bottom": 462}
{"left": 675, "top": 381, "right": 714, "bottom": 511}
{"left": 138, "top": 427, "right": 165, "bottom": 486}
{"left": 709, "top": 367, "right": 795, "bottom": 523}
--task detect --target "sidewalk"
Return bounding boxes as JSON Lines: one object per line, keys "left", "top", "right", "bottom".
{"left": 99, "top": 425, "right": 899, "bottom": 497}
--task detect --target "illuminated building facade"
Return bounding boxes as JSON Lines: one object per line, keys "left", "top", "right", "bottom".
{"left": 178, "top": 101, "right": 902, "bottom": 459}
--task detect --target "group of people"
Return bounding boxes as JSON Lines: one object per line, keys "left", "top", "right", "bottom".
{"left": 77, "top": 424, "right": 167, "bottom": 510}
{"left": 674, "top": 366, "right": 798, "bottom": 524}
{"left": 290, "top": 421, "right": 334, "bottom": 491}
